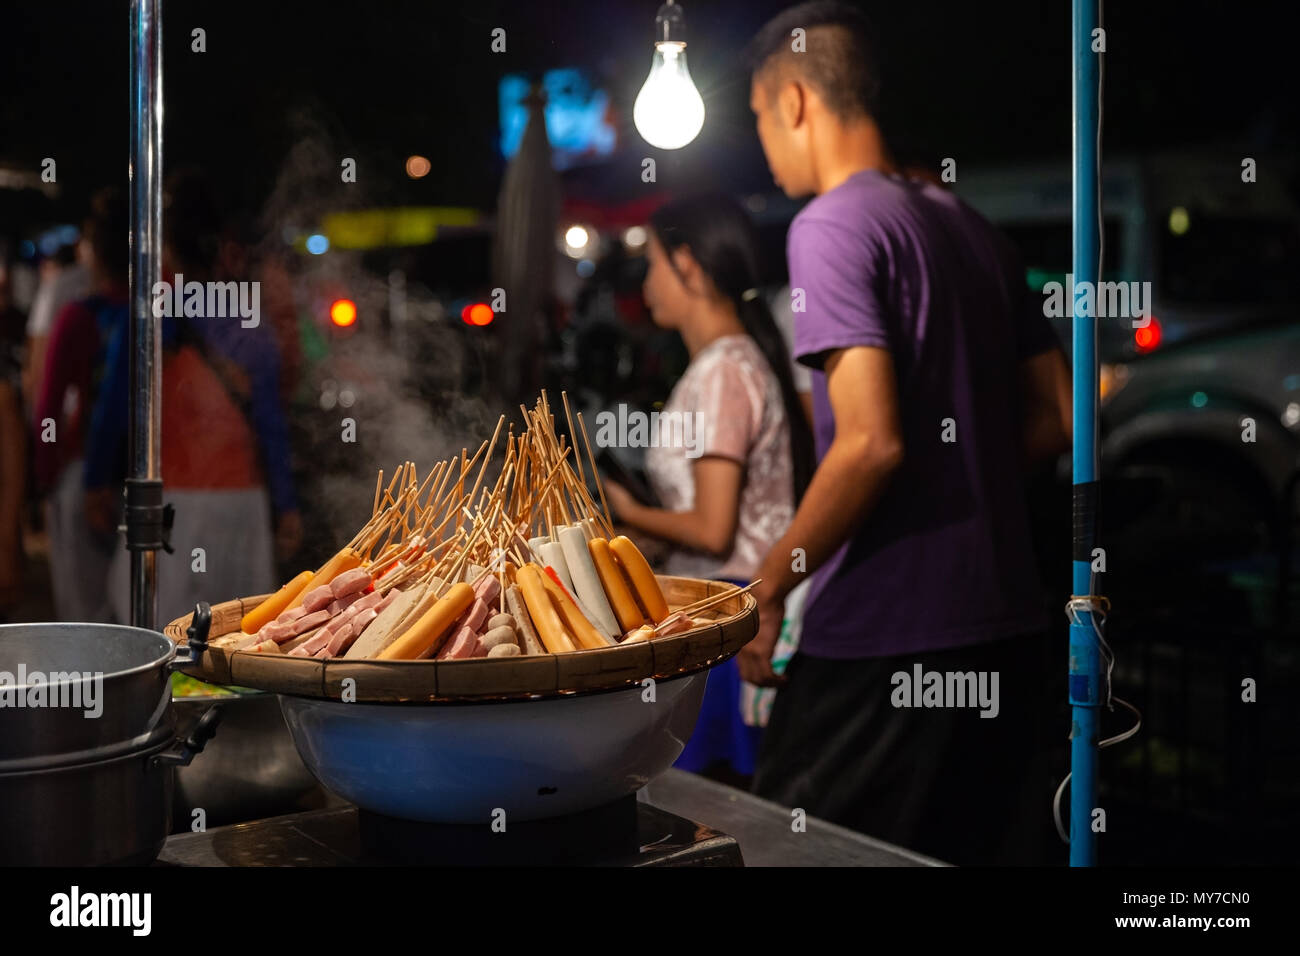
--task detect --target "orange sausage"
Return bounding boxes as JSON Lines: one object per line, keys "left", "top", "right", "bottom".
{"left": 241, "top": 570, "right": 314, "bottom": 634}
{"left": 539, "top": 565, "right": 610, "bottom": 650}
{"left": 516, "top": 565, "right": 578, "bottom": 654}
{"left": 377, "top": 582, "right": 475, "bottom": 660}
{"left": 609, "top": 535, "right": 669, "bottom": 623}
{"left": 588, "top": 538, "right": 646, "bottom": 632}
{"left": 286, "top": 547, "right": 363, "bottom": 611}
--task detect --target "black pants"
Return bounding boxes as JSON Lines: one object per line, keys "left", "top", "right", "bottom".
{"left": 752, "top": 631, "right": 1056, "bottom": 866}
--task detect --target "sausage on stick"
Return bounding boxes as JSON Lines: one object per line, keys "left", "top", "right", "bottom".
{"left": 609, "top": 535, "right": 670, "bottom": 623}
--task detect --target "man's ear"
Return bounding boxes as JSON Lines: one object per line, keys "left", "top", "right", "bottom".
{"left": 778, "top": 80, "right": 806, "bottom": 129}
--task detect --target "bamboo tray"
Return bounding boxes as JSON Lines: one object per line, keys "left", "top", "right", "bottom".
{"left": 165, "top": 575, "right": 756, "bottom": 703}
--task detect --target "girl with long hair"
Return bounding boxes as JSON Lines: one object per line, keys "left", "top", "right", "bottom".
{"left": 603, "top": 193, "right": 814, "bottom": 778}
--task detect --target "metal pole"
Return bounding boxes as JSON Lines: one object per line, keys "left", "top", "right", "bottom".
{"left": 128, "top": 0, "right": 164, "bottom": 630}
{"left": 1069, "top": 0, "right": 1102, "bottom": 867}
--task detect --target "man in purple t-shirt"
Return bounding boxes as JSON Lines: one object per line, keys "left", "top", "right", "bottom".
{"left": 740, "top": 3, "right": 1072, "bottom": 864}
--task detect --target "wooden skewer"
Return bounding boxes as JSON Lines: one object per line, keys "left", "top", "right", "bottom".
{"left": 345, "top": 499, "right": 393, "bottom": 552}
{"left": 664, "top": 580, "right": 763, "bottom": 624}
{"left": 561, "top": 391, "right": 584, "bottom": 484}
{"left": 455, "top": 447, "right": 468, "bottom": 532}
{"left": 374, "top": 480, "right": 420, "bottom": 556}
{"left": 575, "top": 411, "right": 614, "bottom": 536}
{"left": 411, "top": 464, "right": 437, "bottom": 522}
{"left": 464, "top": 415, "right": 505, "bottom": 527}
{"left": 525, "top": 449, "right": 571, "bottom": 530}
{"left": 428, "top": 455, "right": 457, "bottom": 514}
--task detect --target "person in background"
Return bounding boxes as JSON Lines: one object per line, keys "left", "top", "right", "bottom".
{"left": 0, "top": 269, "right": 27, "bottom": 617}
{"left": 22, "top": 242, "right": 89, "bottom": 418}
{"left": 90, "top": 169, "right": 301, "bottom": 625}
{"left": 32, "top": 189, "right": 128, "bottom": 622}
{"left": 603, "top": 193, "right": 816, "bottom": 781}
{"left": 739, "top": 2, "right": 1073, "bottom": 865}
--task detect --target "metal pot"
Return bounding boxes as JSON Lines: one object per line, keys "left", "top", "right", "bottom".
{"left": 0, "top": 607, "right": 220, "bottom": 865}
{"left": 0, "top": 709, "right": 219, "bottom": 866}
{"left": 278, "top": 670, "right": 709, "bottom": 824}
{"left": 171, "top": 692, "right": 323, "bottom": 829}
{"left": 0, "top": 623, "right": 176, "bottom": 770}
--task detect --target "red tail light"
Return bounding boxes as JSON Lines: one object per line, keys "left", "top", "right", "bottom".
{"left": 330, "top": 298, "right": 357, "bottom": 327}
{"left": 1134, "top": 315, "right": 1161, "bottom": 352}
{"left": 461, "top": 302, "right": 494, "bottom": 326}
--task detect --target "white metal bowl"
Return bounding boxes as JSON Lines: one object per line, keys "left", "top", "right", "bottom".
{"left": 277, "top": 671, "right": 709, "bottom": 823}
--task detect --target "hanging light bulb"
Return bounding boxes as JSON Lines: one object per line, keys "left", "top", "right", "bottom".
{"left": 633, "top": 1, "right": 705, "bottom": 150}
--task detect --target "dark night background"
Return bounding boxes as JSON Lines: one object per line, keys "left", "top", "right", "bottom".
{"left": 1, "top": 0, "right": 1296, "bottom": 226}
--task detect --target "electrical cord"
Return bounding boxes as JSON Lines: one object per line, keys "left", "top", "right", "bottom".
{"left": 1054, "top": 699, "right": 1142, "bottom": 844}
{"left": 1053, "top": 596, "right": 1144, "bottom": 844}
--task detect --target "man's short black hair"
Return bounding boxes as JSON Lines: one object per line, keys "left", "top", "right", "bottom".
{"left": 747, "top": 1, "right": 881, "bottom": 120}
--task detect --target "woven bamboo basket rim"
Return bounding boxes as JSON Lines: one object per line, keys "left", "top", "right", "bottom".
{"left": 164, "top": 575, "right": 757, "bottom": 703}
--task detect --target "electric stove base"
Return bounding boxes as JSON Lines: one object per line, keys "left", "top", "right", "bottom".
{"left": 158, "top": 795, "right": 742, "bottom": 867}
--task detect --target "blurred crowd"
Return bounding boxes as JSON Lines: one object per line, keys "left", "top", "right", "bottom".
{"left": 0, "top": 172, "right": 304, "bottom": 626}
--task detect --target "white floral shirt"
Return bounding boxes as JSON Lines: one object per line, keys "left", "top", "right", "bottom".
{"left": 645, "top": 335, "right": 795, "bottom": 581}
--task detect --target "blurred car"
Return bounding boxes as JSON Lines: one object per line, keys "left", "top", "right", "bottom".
{"left": 960, "top": 154, "right": 1300, "bottom": 574}
{"left": 957, "top": 152, "right": 1298, "bottom": 362}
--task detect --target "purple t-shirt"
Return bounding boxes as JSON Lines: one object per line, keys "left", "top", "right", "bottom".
{"left": 790, "top": 169, "right": 1058, "bottom": 659}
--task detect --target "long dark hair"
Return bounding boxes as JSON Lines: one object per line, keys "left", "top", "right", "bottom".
{"left": 649, "top": 194, "right": 816, "bottom": 503}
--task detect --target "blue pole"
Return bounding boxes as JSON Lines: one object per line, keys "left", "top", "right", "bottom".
{"left": 1070, "top": 0, "right": 1102, "bottom": 867}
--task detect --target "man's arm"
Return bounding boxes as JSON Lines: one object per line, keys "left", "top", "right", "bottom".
{"left": 739, "top": 345, "right": 904, "bottom": 685}
{"left": 1020, "top": 347, "right": 1072, "bottom": 466}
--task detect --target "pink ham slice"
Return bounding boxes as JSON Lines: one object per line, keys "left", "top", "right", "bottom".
{"left": 294, "top": 627, "right": 334, "bottom": 657}
{"left": 290, "top": 609, "right": 331, "bottom": 637}
{"left": 301, "top": 585, "right": 335, "bottom": 613}
{"left": 326, "top": 589, "right": 386, "bottom": 633}
{"left": 352, "top": 589, "right": 388, "bottom": 614}
{"left": 434, "top": 624, "right": 479, "bottom": 660}
{"left": 275, "top": 605, "right": 309, "bottom": 625}
{"left": 473, "top": 574, "right": 501, "bottom": 605}
{"left": 330, "top": 568, "right": 372, "bottom": 599}
{"left": 298, "top": 589, "right": 392, "bottom": 658}
{"left": 260, "top": 608, "right": 327, "bottom": 648}
{"left": 461, "top": 599, "right": 490, "bottom": 635}
{"left": 326, "top": 591, "right": 364, "bottom": 617}
{"left": 327, "top": 607, "right": 378, "bottom": 656}
{"left": 432, "top": 598, "right": 493, "bottom": 660}
{"left": 256, "top": 622, "right": 292, "bottom": 644}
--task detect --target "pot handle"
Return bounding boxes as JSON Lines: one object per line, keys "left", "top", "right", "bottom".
{"left": 151, "top": 704, "right": 222, "bottom": 768}
{"left": 170, "top": 601, "right": 211, "bottom": 669}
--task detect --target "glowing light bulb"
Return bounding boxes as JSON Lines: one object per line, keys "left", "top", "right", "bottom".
{"left": 633, "top": 3, "right": 705, "bottom": 150}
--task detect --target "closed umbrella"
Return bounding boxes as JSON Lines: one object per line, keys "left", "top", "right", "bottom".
{"left": 492, "top": 82, "right": 560, "bottom": 405}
